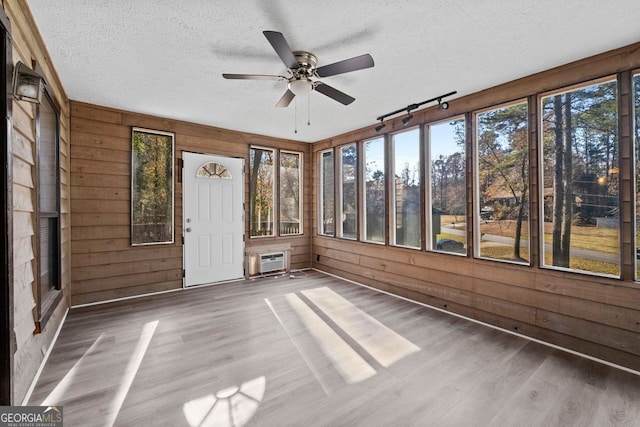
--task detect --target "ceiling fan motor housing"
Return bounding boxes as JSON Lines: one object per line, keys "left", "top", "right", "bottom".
{"left": 292, "top": 51, "right": 317, "bottom": 78}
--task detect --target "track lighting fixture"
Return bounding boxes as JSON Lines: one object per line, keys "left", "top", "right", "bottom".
{"left": 374, "top": 90, "right": 457, "bottom": 131}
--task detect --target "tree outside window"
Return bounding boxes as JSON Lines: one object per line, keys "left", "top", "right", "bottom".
{"left": 320, "top": 150, "right": 335, "bottom": 236}
{"left": 249, "top": 147, "right": 275, "bottom": 237}
{"left": 131, "top": 128, "right": 174, "bottom": 245}
{"left": 428, "top": 118, "right": 466, "bottom": 253}
{"left": 541, "top": 79, "right": 619, "bottom": 276}
{"left": 250, "top": 147, "right": 303, "bottom": 237}
{"left": 476, "top": 102, "right": 529, "bottom": 263}
{"left": 362, "top": 137, "right": 385, "bottom": 243}
{"left": 392, "top": 128, "right": 421, "bottom": 248}
{"left": 339, "top": 144, "right": 357, "bottom": 239}
{"left": 280, "top": 151, "right": 302, "bottom": 235}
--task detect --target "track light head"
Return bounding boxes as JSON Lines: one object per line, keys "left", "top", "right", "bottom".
{"left": 375, "top": 120, "right": 386, "bottom": 132}
{"left": 438, "top": 99, "right": 449, "bottom": 111}
{"left": 402, "top": 113, "right": 413, "bottom": 126}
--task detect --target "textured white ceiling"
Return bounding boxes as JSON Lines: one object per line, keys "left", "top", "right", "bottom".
{"left": 26, "top": 0, "right": 640, "bottom": 143}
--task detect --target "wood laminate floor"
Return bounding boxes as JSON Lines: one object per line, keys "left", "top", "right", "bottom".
{"left": 28, "top": 270, "right": 640, "bottom": 426}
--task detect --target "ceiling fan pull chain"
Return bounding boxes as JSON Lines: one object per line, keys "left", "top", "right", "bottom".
{"left": 294, "top": 97, "right": 298, "bottom": 134}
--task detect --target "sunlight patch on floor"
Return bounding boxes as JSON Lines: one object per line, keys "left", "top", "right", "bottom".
{"left": 286, "top": 292, "right": 376, "bottom": 384}
{"left": 302, "top": 287, "right": 420, "bottom": 367}
{"left": 107, "top": 320, "right": 158, "bottom": 426}
{"left": 41, "top": 333, "right": 106, "bottom": 406}
{"left": 39, "top": 321, "right": 159, "bottom": 425}
{"left": 182, "top": 376, "right": 266, "bottom": 427}
{"left": 266, "top": 287, "right": 420, "bottom": 394}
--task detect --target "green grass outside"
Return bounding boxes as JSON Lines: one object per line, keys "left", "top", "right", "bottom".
{"left": 437, "top": 215, "right": 622, "bottom": 275}
{"left": 478, "top": 245, "right": 619, "bottom": 275}
{"left": 440, "top": 215, "right": 619, "bottom": 255}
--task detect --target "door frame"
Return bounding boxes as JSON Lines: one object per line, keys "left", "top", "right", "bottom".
{"left": 182, "top": 151, "right": 246, "bottom": 287}
{"left": 1, "top": 7, "right": 13, "bottom": 405}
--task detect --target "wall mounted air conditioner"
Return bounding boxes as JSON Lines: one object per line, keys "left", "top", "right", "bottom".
{"left": 259, "top": 252, "right": 286, "bottom": 273}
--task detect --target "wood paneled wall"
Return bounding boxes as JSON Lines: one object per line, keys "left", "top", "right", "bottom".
{"left": 70, "top": 101, "right": 311, "bottom": 305}
{"left": 5, "top": 0, "right": 71, "bottom": 404}
{"left": 312, "top": 42, "right": 640, "bottom": 371}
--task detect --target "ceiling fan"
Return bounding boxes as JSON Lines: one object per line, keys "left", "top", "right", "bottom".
{"left": 223, "top": 31, "right": 374, "bottom": 107}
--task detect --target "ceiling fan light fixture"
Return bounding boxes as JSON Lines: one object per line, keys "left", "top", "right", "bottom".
{"left": 288, "top": 79, "right": 312, "bottom": 97}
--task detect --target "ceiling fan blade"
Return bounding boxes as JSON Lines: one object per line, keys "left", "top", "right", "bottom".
{"left": 275, "top": 89, "right": 295, "bottom": 108}
{"left": 223, "top": 73, "right": 286, "bottom": 81}
{"left": 314, "top": 82, "right": 355, "bottom": 105}
{"left": 316, "top": 54, "right": 374, "bottom": 77}
{"left": 263, "top": 31, "right": 299, "bottom": 70}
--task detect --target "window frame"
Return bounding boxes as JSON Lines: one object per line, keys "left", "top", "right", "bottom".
{"left": 249, "top": 146, "right": 304, "bottom": 238}
{"left": 538, "top": 76, "right": 620, "bottom": 278}
{"left": 249, "top": 145, "right": 276, "bottom": 238}
{"left": 360, "top": 136, "right": 387, "bottom": 245}
{"left": 632, "top": 70, "right": 640, "bottom": 281}
{"left": 338, "top": 143, "right": 358, "bottom": 240}
{"left": 473, "top": 99, "right": 530, "bottom": 265}
{"left": 34, "top": 89, "right": 62, "bottom": 331}
{"left": 279, "top": 149, "right": 303, "bottom": 236}
{"left": 0, "top": 9, "right": 10, "bottom": 404}
{"left": 390, "top": 126, "right": 422, "bottom": 249}
{"left": 131, "top": 127, "right": 175, "bottom": 246}
{"left": 318, "top": 148, "right": 335, "bottom": 237}
{"left": 426, "top": 116, "right": 467, "bottom": 255}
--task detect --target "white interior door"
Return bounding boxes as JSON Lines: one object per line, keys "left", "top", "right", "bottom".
{"left": 183, "top": 152, "right": 244, "bottom": 286}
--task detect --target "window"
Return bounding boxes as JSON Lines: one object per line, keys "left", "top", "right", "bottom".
{"left": 249, "top": 147, "right": 275, "bottom": 237}
{"left": 391, "top": 128, "right": 421, "bottom": 248}
{"left": 339, "top": 144, "right": 357, "bottom": 239}
{"left": 362, "top": 137, "right": 386, "bottom": 243}
{"left": 319, "top": 149, "right": 335, "bottom": 236}
{"left": 197, "top": 162, "right": 231, "bottom": 178}
{"left": 634, "top": 73, "right": 640, "bottom": 280}
{"left": 131, "top": 128, "right": 174, "bottom": 245}
{"left": 36, "top": 91, "right": 61, "bottom": 326}
{"left": 540, "top": 79, "right": 619, "bottom": 276}
{"left": 280, "top": 151, "right": 302, "bottom": 235}
{"left": 476, "top": 102, "right": 529, "bottom": 263}
{"left": 250, "top": 147, "right": 303, "bottom": 237}
{"left": 428, "top": 118, "right": 466, "bottom": 254}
